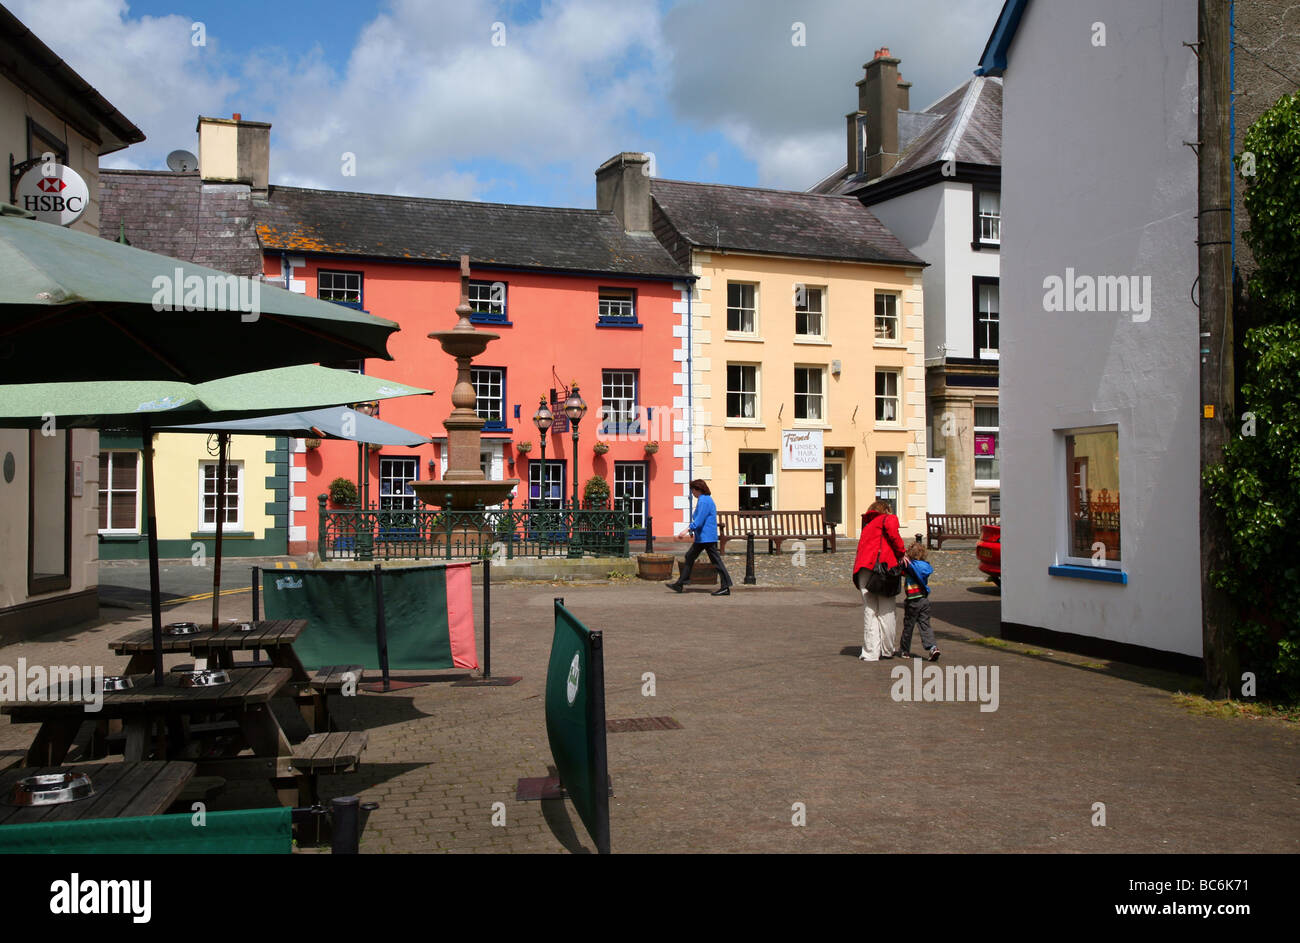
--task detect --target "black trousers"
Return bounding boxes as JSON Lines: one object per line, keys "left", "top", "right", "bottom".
{"left": 900, "top": 597, "right": 935, "bottom": 651}
{"left": 678, "top": 541, "right": 733, "bottom": 589}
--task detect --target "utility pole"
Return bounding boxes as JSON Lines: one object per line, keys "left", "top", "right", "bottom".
{"left": 1198, "top": 0, "right": 1237, "bottom": 698}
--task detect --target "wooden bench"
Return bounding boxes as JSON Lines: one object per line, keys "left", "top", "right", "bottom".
{"left": 290, "top": 731, "right": 368, "bottom": 805}
{"left": 299, "top": 665, "right": 363, "bottom": 732}
{"left": 717, "top": 510, "right": 837, "bottom": 554}
{"left": 926, "top": 513, "right": 1000, "bottom": 549}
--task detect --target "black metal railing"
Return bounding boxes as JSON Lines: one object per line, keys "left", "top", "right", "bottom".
{"left": 318, "top": 494, "right": 631, "bottom": 561}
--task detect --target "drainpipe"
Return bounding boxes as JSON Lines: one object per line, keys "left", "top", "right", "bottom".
{"left": 686, "top": 275, "right": 695, "bottom": 529}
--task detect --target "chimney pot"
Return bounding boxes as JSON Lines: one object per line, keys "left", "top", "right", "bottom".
{"left": 197, "top": 114, "right": 271, "bottom": 195}
{"left": 232, "top": 112, "right": 241, "bottom": 121}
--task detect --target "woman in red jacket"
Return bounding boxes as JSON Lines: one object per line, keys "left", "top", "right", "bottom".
{"left": 851, "top": 500, "right": 906, "bottom": 661}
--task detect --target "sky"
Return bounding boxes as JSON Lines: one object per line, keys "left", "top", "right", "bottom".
{"left": 11, "top": 0, "right": 1005, "bottom": 208}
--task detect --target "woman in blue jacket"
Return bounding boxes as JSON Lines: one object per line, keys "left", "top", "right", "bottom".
{"left": 667, "top": 479, "right": 734, "bottom": 596}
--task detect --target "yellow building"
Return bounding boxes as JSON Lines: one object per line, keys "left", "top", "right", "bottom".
{"left": 595, "top": 155, "right": 927, "bottom": 538}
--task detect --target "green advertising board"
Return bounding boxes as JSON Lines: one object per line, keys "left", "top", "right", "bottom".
{"left": 545, "top": 598, "right": 610, "bottom": 854}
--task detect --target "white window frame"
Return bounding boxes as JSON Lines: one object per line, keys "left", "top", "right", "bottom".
{"left": 613, "top": 461, "right": 649, "bottom": 533}
{"left": 978, "top": 190, "right": 1001, "bottom": 245}
{"left": 98, "top": 450, "right": 140, "bottom": 535}
{"left": 468, "top": 279, "right": 507, "bottom": 321}
{"left": 874, "top": 370, "right": 901, "bottom": 425}
{"left": 597, "top": 287, "right": 636, "bottom": 322}
{"left": 727, "top": 282, "right": 758, "bottom": 335}
{"left": 977, "top": 281, "right": 1000, "bottom": 360}
{"left": 600, "top": 369, "right": 640, "bottom": 434}
{"left": 874, "top": 291, "right": 900, "bottom": 342}
{"left": 726, "top": 363, "right": 760, "bottom": 422}
{"left": 379, "top": 456, "right": 419, "bottom": 512}
{"left": 793, "top": 365, "right": 826, "bottom": 423}
{"left": 973, "top": 404, "right": 1000, "bottom": 488}
{"left": 318, "top": 269, "right": 361, "bottom": 305}
{"left": 198, "top": 460, "right": 243, "bottom": 532}
{"left": 795, "top": 285, "right": 825, "bottom": 339}
{"left": 470, "top": 366, "right": 506, "bottom": 430}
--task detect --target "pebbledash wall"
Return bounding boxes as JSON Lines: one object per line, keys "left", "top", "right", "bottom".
{"left": 264, "top": 256, "right": 685, "bottom": 553}
{"left": 988, "top": 0, "right": 1202, "bottom": 662}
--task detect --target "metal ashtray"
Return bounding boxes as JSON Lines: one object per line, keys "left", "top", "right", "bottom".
{"left": 101, "top": 675, "right": 134, "bottom": 692}
{"left": 165, "top": 622, "right": 201, "bottom": 637}
{"left": 235, "top": 622, "right": 255, "bottom": 633}
{"left": 178, "top": 669, "right": 231, "bottom": 688}
{"left": 7, "top": 771, "right": 94, "bottom": 807}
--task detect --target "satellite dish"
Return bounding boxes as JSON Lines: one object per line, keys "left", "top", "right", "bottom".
{"left": 166, "top": 149, "right": 198, "bottom": 173}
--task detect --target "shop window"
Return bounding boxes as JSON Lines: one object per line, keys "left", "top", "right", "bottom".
{"left": 738, "top": 452, "right": 775, "bottom": 510}
{"left": 1065, "top": 427, "right": 1121, "bottom": 564}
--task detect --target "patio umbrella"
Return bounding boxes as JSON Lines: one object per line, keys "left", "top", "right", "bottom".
{"left": 160, "top": 406, "right": 430, "bottom": 627}
{"left": 0, "top": 366, "right": 431, "bottom": 684}
{"left": 0, "top": 204, "right": 399, "bottom": 382}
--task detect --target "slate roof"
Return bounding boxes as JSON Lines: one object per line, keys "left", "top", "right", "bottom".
{"left": 99, "top": 170, "right": 264, "bottom": 275}
{"left": 649, "top": 178, "right": 923, "bottom": 267}
{"left": 255, "top": 186, "right": 688, "bottom": 279}
{"left": 810, "top": 76, "right": 1002, "bottom": 196}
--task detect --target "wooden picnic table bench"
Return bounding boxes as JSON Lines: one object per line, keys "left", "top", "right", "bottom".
{"left": 0, "top": 761, "right": 195, "bottom": 828}
{"left": 926, "top": 513, "right": 1000, "bottom": 549}
{"left": 717, "top": 509, "right": 837, "bottom": 554}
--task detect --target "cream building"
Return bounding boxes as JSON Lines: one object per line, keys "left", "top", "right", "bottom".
{"left": 0, "top": 6, "right": 144, "bottom": 640}
{"left": 596, "top": 154, "right": 928, "bottom": 538}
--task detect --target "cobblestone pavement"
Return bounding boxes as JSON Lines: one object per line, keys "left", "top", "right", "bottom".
{"left": 1, "top": 570, "right": 1295, "bottom": 854}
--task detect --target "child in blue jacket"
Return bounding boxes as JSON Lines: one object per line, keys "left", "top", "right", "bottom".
{"left": 899, "top": 538, "right": 940, "bottom": 661}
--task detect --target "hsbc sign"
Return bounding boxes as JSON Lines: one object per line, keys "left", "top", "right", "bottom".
{"left": 16, "top": 163, "right": 90, "bottom": 226}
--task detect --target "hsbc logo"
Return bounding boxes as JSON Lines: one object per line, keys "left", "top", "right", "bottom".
{"left": 15, "top": 162, "right": 89, "bottom": 226}
{"left": 37, "top": 178, "right": 66, "bottom": 193}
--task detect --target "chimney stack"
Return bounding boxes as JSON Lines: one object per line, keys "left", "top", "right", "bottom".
{"left": 197, "top": 114, "right": 271, "bottom": 195}
{"left": 595, "top": 152, "right": 652, "bottom": 233}
{"left": 845, "top": 48, "right": 907, "bottom": 180}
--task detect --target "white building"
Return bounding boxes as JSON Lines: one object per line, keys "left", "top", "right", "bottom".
{"left": 812, "top": 49, "right": 1003, "bottom": 516}
{"left": 979, "top": 0, "right": 1202, "bottom": 667}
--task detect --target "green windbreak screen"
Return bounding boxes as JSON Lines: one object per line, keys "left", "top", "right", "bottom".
{"left": 261, "top": 567, "right": 454, "bottom": 670}
{"left": 545, "top": 601, "right": 607, "bottom": 851}
{"left": 0, "top": 808, "right": 292, "bottom": 854}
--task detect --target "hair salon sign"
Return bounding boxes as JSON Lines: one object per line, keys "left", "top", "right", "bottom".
{"left": 781, "top": 429, "right": 823, "bottom": 470}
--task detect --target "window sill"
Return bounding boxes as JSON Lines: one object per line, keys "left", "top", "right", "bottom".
{"left": 596, "top": 319, "right": 642, "bottom": 329}
{"left": 792, "top": 421, "right": 831, "bottom": 430}
{"left": 481, "top": 426, "right": 512, "bottom": 434}
{"left": 724, "top": 421, "right": 765, "bottom": 429}
{"left": 973, "top": 482, "right": 1001, "bottom": 490}
{"left": 1049, "top": 564, "right": 1127, "bottom": 584}
{"left": 192, "top": 531, "right": 254, "bottom": 539}
{"left": 725, "top": 333, "right": 764, "bottom": 343}
{"left": 794, "top": 337, "right": 831, "bottom": 345}
{"left": 469, "top": 317, "right": 512, "bottom": 327}
{"left": 971, "top": 241, "right": 1001, "bottom": 252}
{"left": 873, "top": 424, "right": 904, "bottom": 431}
{"left": 874, "top": 342, "right": 907, "bottom": 350}
{"left": 98, "top": 533, "right": 142, "bottom": 541}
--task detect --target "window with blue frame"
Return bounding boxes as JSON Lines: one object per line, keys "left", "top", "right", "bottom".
{"left": 528, "top": 460, "right": 566, "bottom": 508}
{"left": 471, "top": 367, "right": 506, "bottom": 430}
{"left": 318, "top": 270, "right": 362, "bottom": 308}
{"left": 597, "top": 287, "right": 637, "bottom": 325}
{"left": 468, "top": 279, "right": 507, "bottom": 323}
{"left": 600, "top": 369, "right": 640, "bottom": 434}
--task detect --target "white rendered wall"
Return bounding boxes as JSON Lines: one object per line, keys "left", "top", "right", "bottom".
{"left": 1000, "top": 0, "right": 1201, "bottom": 656}
{"left": 868, "top": 185, "right": 947, "bottom": 359}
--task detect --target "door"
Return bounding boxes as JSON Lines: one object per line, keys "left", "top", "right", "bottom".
{"left": 927, "top": 458, "right": 946, "bottom": 515}
{"left": 823, "top": 461, "right": 843, "bottom": 531}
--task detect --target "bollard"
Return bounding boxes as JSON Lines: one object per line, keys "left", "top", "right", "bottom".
{"left": 744, "top": 532, "right": 757, "bottom": 585}
{"left": 331, "top": 796, "right": 360, "bottom": 854}
{"left": 645, "top": 516, "right": 654, "bottom": 554}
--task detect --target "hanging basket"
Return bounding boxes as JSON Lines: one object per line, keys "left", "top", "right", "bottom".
{"left": 644, "top": 441, "right": 659, "bottom": 455}
{"left": 592, "top": 442, "right": 610, "bottom": 455}
{"left": 367, "top": 442, "right": 382, "bottom": 452}
{"left": 516, "top": 441, "right": 533, "bottom": 454}
{"left": 304, "top": 437, "right": 322, "bottom": 450}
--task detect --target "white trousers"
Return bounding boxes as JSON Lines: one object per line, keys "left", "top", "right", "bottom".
{"left": 857, "top": 573, "right": 898, "bottom": 660}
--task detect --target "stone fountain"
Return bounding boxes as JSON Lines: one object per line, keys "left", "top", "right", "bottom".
{"left": 411, "top": 255, "right": 520, "bottom": 510}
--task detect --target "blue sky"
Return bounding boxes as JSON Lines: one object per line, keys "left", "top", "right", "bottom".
{"left": 14, "top": 0, "right": 1004, "bottom": 207}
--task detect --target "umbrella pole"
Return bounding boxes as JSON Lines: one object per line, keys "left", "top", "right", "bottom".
{"left": 210, "top": 432, "right": 228, "bottom": 631}
{"left": 141, "top": 417, "right": 165, "bottom": 686}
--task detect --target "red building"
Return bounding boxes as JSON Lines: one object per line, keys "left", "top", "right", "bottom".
{"left": 255, "top": 158, "right": 691, "bottom": 552}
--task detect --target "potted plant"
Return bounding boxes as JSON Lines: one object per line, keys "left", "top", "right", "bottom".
{"left": 644, "top": 441, "right": 659, "bottom": 455}
{"left": 328, "top": 477, "right": 358, "bottom": 508}
{"left": 516, "top": 440, "right": 533, "bottom": 454}
{"left": 583, "top": 475, "right": 611, "bottom": 509}
{"left": 636, "top": 551, "right": 674, "bottom": 581}
{"left": 592, "top": 440, "right": 610, "bottom": 455}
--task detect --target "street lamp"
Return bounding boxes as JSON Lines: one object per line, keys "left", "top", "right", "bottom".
{"left": 563, "top": 384, "right": 588, "bottom": 509}
{"left": 532, "top": 396, "right": 553, "bottom": 506}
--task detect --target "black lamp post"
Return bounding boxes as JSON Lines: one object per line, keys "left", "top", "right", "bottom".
{"left": 563, "top": 384, "right": 588, "bottom": 509}
{"left": 532, "top": 396, "right": 553, "bottom": 507}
